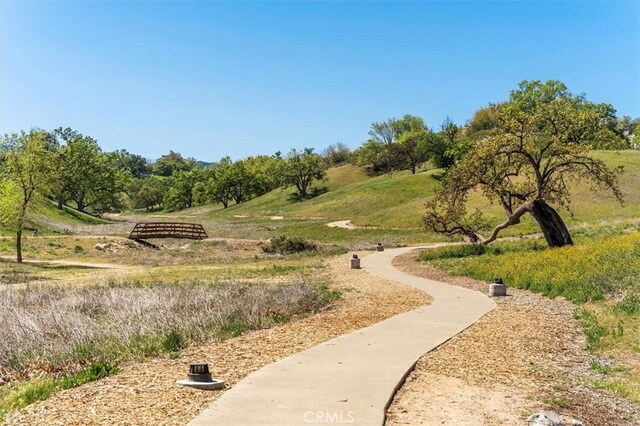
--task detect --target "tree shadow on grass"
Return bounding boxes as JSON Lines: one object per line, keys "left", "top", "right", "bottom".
{"left": 287, "top": 186, "right": 329, "bottom": 202}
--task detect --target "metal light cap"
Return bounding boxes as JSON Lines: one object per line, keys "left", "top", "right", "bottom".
{"left": 177, "top": 361, "right": 225, "bottom": 390}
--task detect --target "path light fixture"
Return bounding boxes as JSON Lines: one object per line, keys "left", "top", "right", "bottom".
{"left": 376, "top": 243, "right": 384, "bottom": 252}
{"left": 177, "top": 361, "right": 224, "bottom": 390}
{"left": 489, "top": 277, "right": 507, "bottom": 297}
{"left": 350, "top": 254, "right": 361, "bottom": 269}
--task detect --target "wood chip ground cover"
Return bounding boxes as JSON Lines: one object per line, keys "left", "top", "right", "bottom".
{"left": 386, "top": 252, "right": 640, "bottom": 426}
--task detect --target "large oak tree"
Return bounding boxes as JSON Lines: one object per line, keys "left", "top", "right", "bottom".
{"left": 424, "top": 80, "right": 626, "bottom": 248}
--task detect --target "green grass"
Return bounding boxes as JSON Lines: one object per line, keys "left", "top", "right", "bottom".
{"left": 0, "top": 360, "right": 119, "bottom": 418}
{"left": 417, "top": 239, "right": 548, "bottom": 261}
{"left": 207, "top": 165, "right": 441, "bottom": 228}
{"left": 0, "top": 198, "right": 109, "bottom": 237}
{"left": 426, "top": 233, "right": 640, "bottom": 303}
{"left": 38, "top": 200, "right": 109, "bottom": 225}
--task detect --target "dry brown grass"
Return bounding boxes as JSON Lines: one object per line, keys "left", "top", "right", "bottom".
{"left": 0, "top": 280, "right": 333, "bottom": 383}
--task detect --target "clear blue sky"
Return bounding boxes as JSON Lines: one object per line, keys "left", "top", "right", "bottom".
{"left": 1, "top": 1, "right": 639, "bottom": 161}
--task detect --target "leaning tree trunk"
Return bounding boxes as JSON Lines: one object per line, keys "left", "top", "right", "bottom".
{"left": 530, "top": 199, "right": 573, "bottom": 248}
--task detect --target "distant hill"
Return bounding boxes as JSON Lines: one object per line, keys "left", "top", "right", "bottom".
{"left": 200, "top": 151, "right": 640, "bottom": 231}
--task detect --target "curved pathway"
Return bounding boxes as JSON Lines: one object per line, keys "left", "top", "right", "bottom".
{"left": 190, "top": 246, "right": 496, "bottom": 426}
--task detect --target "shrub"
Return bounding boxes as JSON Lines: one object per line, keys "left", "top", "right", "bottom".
{"left": 612, "top": 295, "right": 640, "bottom": 316}
{"left": 262, "top": 235, "right": 318, "bottom": 255}
{"left": 573, "top": 308, "right": 608, "bottom": 350}
{"left": 162, "top": 330, "right": 185, "bottom": 353}
{"left": 59, "top": 360, "right": 119, "bottom": 389}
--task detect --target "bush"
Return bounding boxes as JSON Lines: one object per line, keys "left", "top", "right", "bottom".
{"left": 262, "top": 236, "right": 318, "bottom": 255}
{"left": 162, "top": 330, "right": 185, "bottom": 353}
{"left": 59, "top": 360, "right": 119, "bottom": 389}
{"left": 573, "top": 308, "right": 608, "bottom": 350}
{"left": 612, "top": 295, "right": 640, "bottom": 316}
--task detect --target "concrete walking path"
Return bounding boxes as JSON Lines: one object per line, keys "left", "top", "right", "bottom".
{"left": 190, "top": 246, "right": 496, "bottom": 426}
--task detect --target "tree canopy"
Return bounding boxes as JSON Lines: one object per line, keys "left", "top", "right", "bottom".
{"left": 354, "top": 115, "right": 432, "bottom": 174}
{"left": 282, "top": 148, "right": 327, "bottom": 198}
{"left": 53, "top": 129, "right": 126, "bottom": 212}
{"left": 152, "top": 151, "right": 198, "bottom": 176}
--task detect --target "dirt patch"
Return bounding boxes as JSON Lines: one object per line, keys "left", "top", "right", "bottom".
{"left": 327, "top": 220, "right": 359, "bottom": 229}
{"left": 386, "top": 252, "right": 640, "bottom": 426}
{"left": 389, "top": 373, "right": 532, "bottom": 425}
{"left": 5, "top": 252, "right": 431, "bottom": 425}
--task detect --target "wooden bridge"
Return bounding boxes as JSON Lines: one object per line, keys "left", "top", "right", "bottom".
{"left": 128, "top": 222, "right": 208, "bottom": 248}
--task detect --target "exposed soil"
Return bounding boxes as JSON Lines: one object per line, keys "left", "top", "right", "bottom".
{"left": 386, "top": 251, "right": 640, "bottom": 426}
{"left": 327, "top": 220, "right": 359, "bottom": 229}
{"left": 4, "top": 252, "right": 431, "bottom": 425}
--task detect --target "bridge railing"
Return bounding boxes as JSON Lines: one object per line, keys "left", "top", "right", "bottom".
{"left": 128, "top": 222, "right": 209, "bottom": 240}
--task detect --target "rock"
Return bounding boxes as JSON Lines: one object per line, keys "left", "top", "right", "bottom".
{"left": 122, "top": 240, "right": 140, "bottom": 249}
{"left": 94, "top": 243, "right": 111, "bottom": 251}
{"left": 571, "top": 420, "right": 584, "bottom": 426}
{"left": 528, "top": 411, "right": 565, "bottom": 426}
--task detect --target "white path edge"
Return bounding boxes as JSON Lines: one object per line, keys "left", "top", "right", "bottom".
{"left": 190, "top": 246, "right": 496, "bottom": 426}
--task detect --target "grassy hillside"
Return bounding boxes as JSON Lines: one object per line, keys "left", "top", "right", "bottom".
{"left": 209, "top": 165, "right": 440, "bottom": 228}
{"left": 0, "top": 199, "right": 108, "bottom": 237}
{"left": 202, "top": 151, "right": 640, "bottom": 232}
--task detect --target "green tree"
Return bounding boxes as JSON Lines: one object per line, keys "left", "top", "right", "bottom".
{"left": 354, "top": 115, "right": 430, "bottom": 174}
{"left": 225, "top": 160, "right": 254, "bottom": 205}
{"left": 128, "top": 176, "right": 169, "bottom": 211}
{"left": 111, "top": 149, "right": 150, "bottom": 177}
{"left": 202, "top": 158, "right": 234, "bottom": 208}
{"left": 353, "top": 140, "right": 390, "bottom": 174}
{"left": 53, "top": 128, "right": 123, "bottom": 212}
{"left": 427, "top": 118, "right": 471, "bottom": 169}
{"left": 282, "top": 148, "right": 327, "bottom": 198}
{"left": 322, "top": 142, "right": 352, "bottom": 167}
{"left": 465, "top": 104, "right": 502, "bottom": 142}
{"left": 152, "top": 151, "right": 198, "bottom": 176}
{"left": 424, "top": 80, "right": 624, "bottom": 248}
{"left": 163, "top": 169, "right": 199, "bottom": 211}
{"left": 244, "top": 154, "right": 285, "bottom": 196}
{"left": 0, "top": 130, "right": 55, "bottom": 262}
{"left": 393, "top": 128, "right": 429, "bottom": 174}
